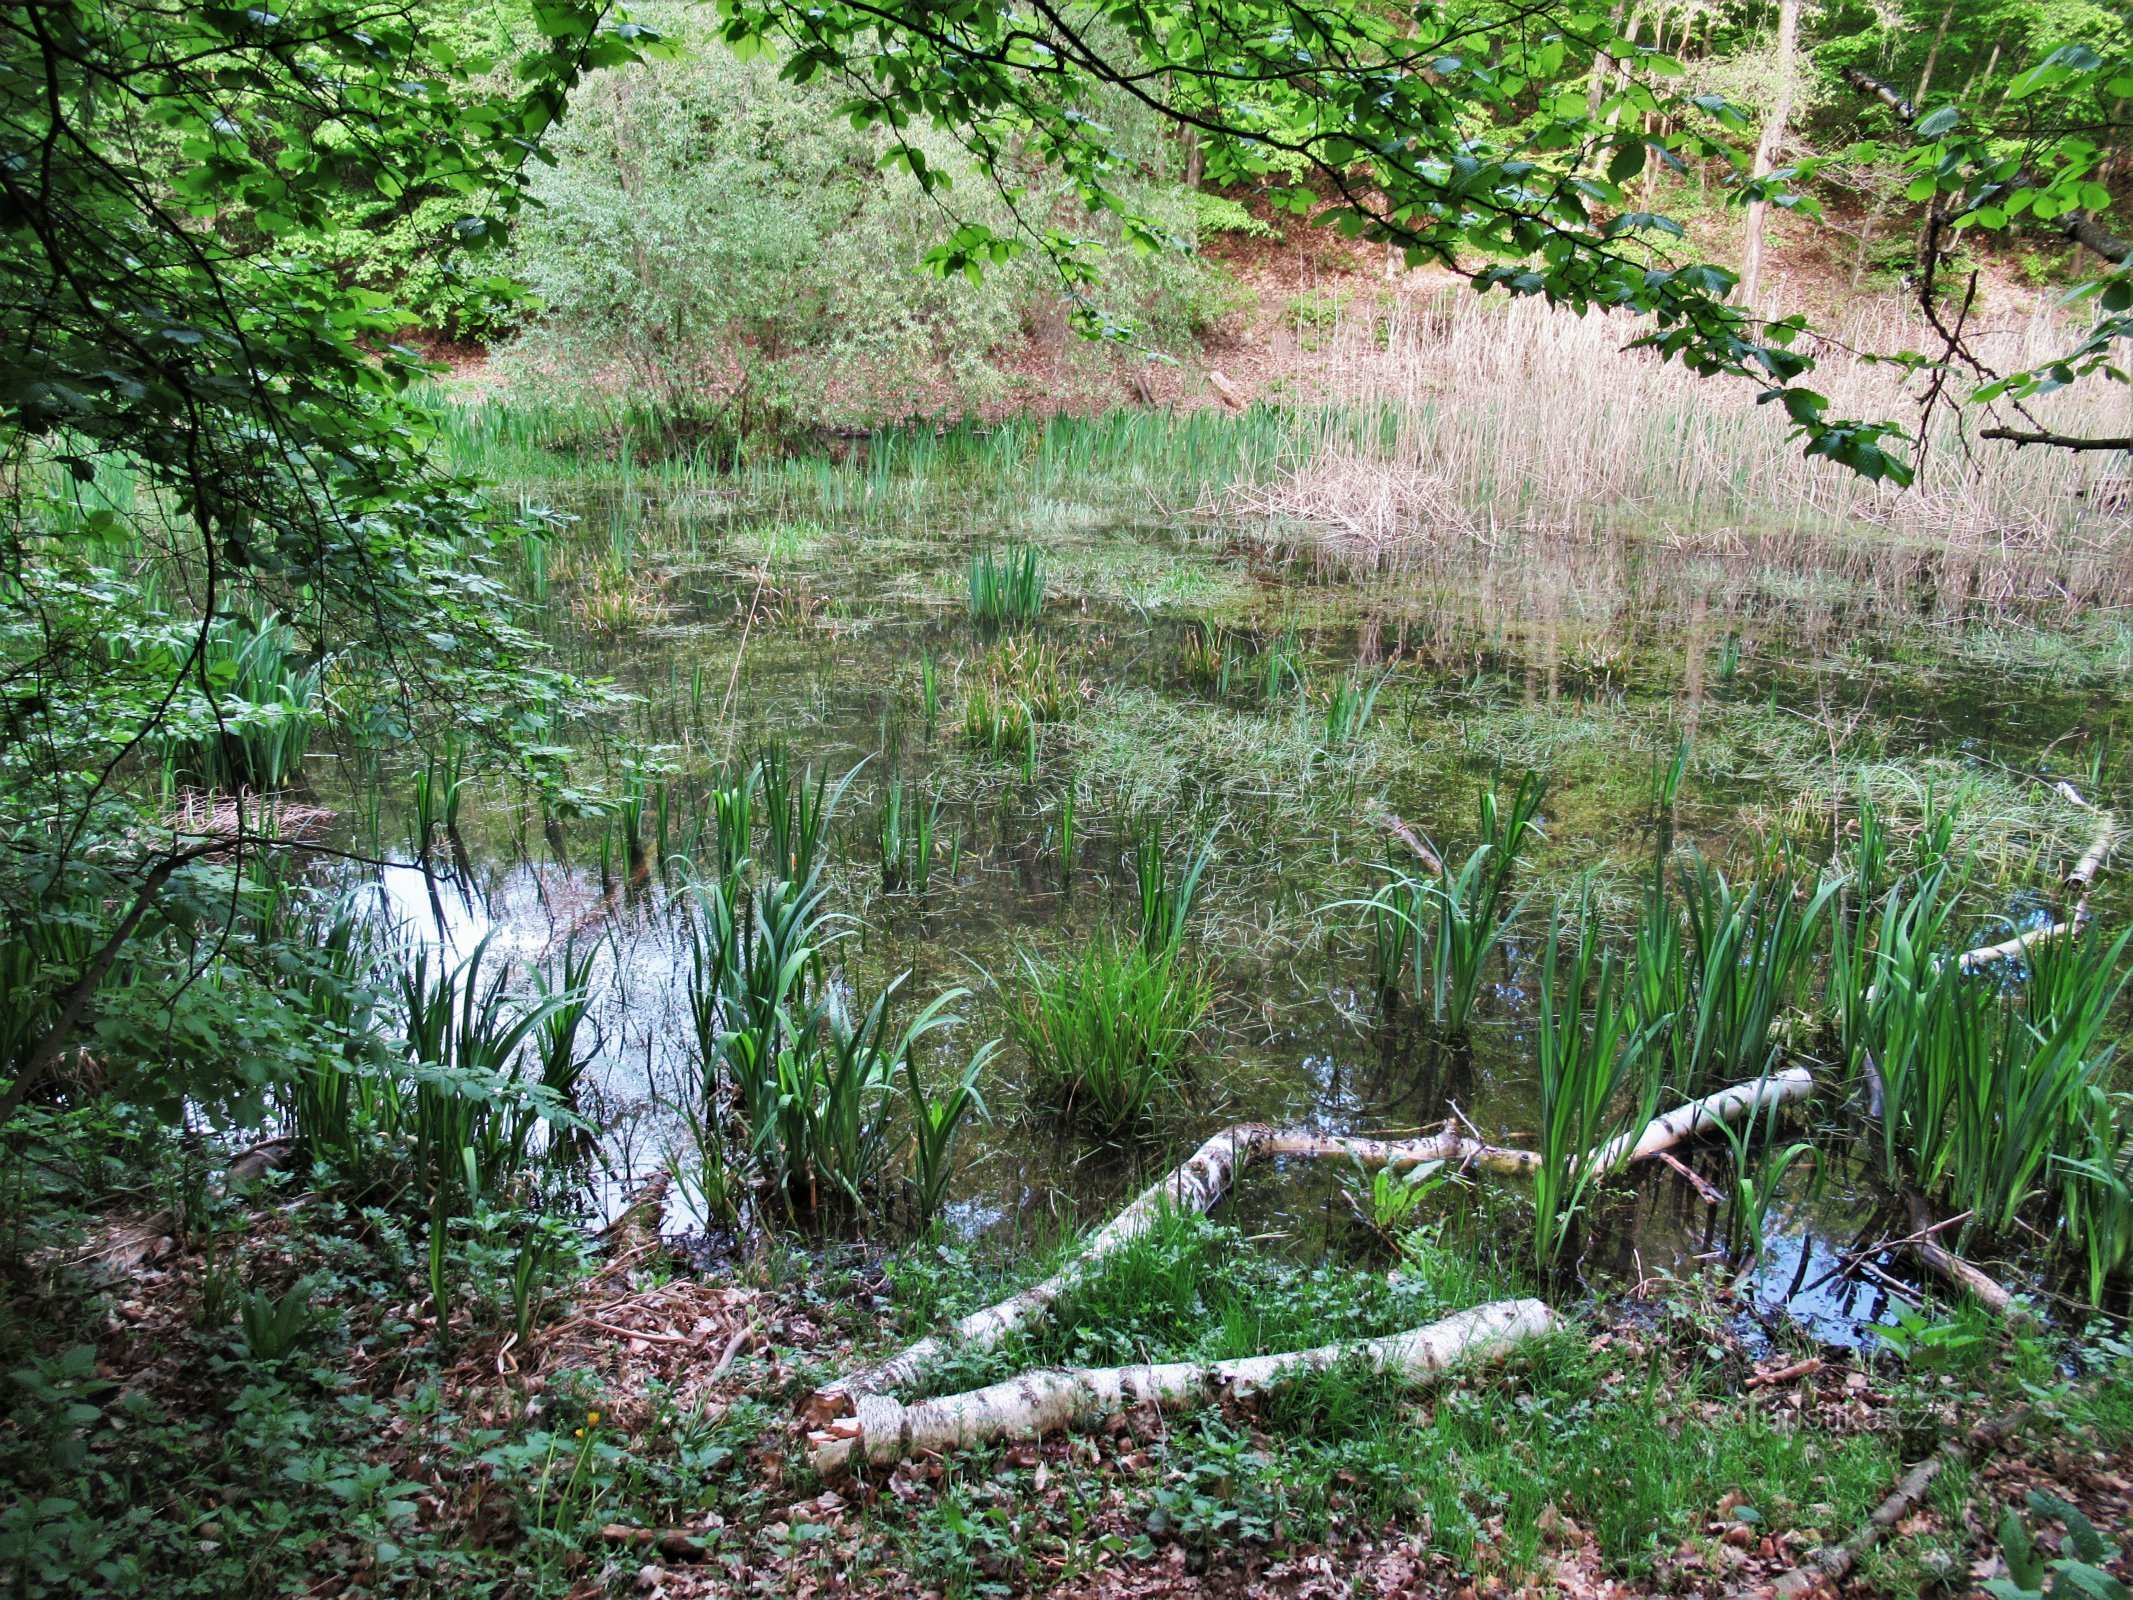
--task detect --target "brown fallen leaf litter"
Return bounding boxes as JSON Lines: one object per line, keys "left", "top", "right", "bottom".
{"left": 43, "top": 1196, "right": 2133, "bottom": 1600}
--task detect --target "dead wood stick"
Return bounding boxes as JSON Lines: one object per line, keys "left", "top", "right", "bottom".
{"left": 1770, "top": 1408, "right": 2030, "bottom": 1597}
{"left": 709, "top": 1323, "right": 753, "bottom": 1378}
{"left": 1651, "top": 1148, "right": 1725, "bottom": 1205}
{"left": 1902, "top": 1188, "right": 2021, "bottom": 1318}
{"left": 597, "top": 1524, "right": 711, "bottom": 1558}
{"left": 809, "top": 1299, "right": 1556, "bottom": 1474}
{"left": 1745, "top": 1357, "right": 1824, "bottom": 1390}
{"left": 1206, "top": 370, "right": 1247, "bottom": 410}
{"left": 584, "top": 1320, "right": 692, "bottom": 1346}
{"left": 1373, "top": 808, "right": 1446, "bottom": 876}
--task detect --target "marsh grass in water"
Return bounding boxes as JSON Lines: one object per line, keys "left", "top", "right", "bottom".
{"left": 122, "top": 609, "right": 322, "bottom": 796}
{"left": 1005, "top": 938, "right": 1211, "bottom": 1133}
{"left": 1135, "top": 823, "right": 1216, "bottom": 957}
{"left": 677, "top": 863, "right": 991, "bottom": 1225}
{"left": 1351, "top": 771, "right": 1543, "bottom": 1035}
{"left": 1676, "top": 860, "right": 1834, "bottom": 1097}
{"left": 968, "top": 543, "right": 1045, "bottom": 630}
{"left": 1532, "top": 887, "right": 1660, "bottom": 1271}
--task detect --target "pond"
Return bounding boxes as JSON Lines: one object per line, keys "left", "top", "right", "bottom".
{"left": 324, "top": 468, "right": 2133, "bottom": 1348}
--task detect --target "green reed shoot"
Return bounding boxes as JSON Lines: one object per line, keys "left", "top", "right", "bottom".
{"left": 1677, "top": 859, "right": 1834, "bottom": 1096}
{"left": 1178, "top": 625, "right": 1224, "bottom": 691}
{"left": 1532, "top": 888, "right": 1659, "bottom": 1272}
{"left": 1366, "top": 874, "right": 1422, "bottom": 997}
{"left": 905, "top": 1024, "right": 997, "bottom": 1221}
{"left": 1424, "top": 771, "right": 1543, "bottom": 1033}
{"left": 151, "top": 611, "right": 322, "bottom": 792}
{"left": 1135, "top": 824, "right": 1216, "bottom": 958}
{"left": 968, "top": 542, "right": 1045, "bottom": 629}
{"left": 1627, "top": 860, "right": 1688, "bottom": 1078}
{"left": 1710, "top": 1107, "right": 1822, "bottom": 1265}
{"left": 530, "top": 938, "right": 598, "bottom": 1164}
{"left": 757, "top": 743, "right": 857, "bottom": 883}
{"left": 1322, "top": 666, "right": 1391, "bottom": 750}
{"left": 1648, "top": 735, "right": 1690, "bottom": 821}
{"left": 877, "top": 778, "right": 944, "bottom": 893}
{"left": 679, "top": 862, "right": 984, "bottom": 1222}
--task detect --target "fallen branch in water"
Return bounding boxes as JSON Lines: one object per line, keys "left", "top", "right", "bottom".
{"left": 1770, "top": 1406, "right": 2031, "bottom": 1597}
{"left": 1372, "top": 807, "right": 1446, "bottom": 876}
{"left": 1651, "top": 1147, "right": 1725, "bottom": 1205}
{"left": 1854, "top": 1055, "right": 2025, "bottom": 1318}
{"left": 1902, "top": 1186, "right": 2021, "bottom": 1319}
{"left": 1585, "top": 1067, "right": 1816, "bottom": 1177}
{"left": 810, "top": 1073, "right": 1813, "bottom": 1419}
{"left": 809, "top": 1299, "right": 1555, "bottom": 1474}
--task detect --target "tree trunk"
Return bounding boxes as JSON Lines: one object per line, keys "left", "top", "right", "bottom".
{"left": 1913, "top": 1, "right": 1955, "bottom": 109}
{"left": 1738, "top": 0, "right": 1801, "bottom": 308}
{"left": 809, "top": 1300, "right": 1557, "bottom": 1473}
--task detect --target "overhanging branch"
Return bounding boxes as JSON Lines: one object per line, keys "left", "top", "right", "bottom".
{"left": 1980, "top": 427, "right": 2133, "bottom": 453}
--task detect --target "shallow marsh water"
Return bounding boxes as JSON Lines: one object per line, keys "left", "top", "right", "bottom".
{"left": 331, "top": 491, "right": 2133, "bottom": 1346}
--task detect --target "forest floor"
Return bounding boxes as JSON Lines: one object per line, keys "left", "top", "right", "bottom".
{"left": 13, "top": 1151, "right": 2133, "bottom": 1600}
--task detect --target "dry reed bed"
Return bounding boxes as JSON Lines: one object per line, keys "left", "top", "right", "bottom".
{"left": 1225, "top": 292, "right": 2133, "bottom": 598}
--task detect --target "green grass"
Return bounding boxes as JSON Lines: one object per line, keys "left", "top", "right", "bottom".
{"left": 967, "top": 543, "right": 1046, "bottom": 630}
{"left": 1004, "top": 937, "right": 1211, "bottom": 1133}
{"left": 864, "top": 1211, "right": 1908, "bottom": 1588}
{"left": 1533, "top": 885, "right": 1658, "bottom": 1269}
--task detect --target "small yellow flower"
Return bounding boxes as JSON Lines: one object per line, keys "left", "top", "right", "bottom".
{"left": 587, "top": 1410, "right": 601, "bottom": 1425}
{"left": 574, "top": 1427, "right": 586, "bottom": 1438}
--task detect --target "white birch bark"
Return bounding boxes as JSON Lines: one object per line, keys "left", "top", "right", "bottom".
{"left": 812, "top": 1074, "right": 1811, "bottom": 1418}
{"left": 809, "top": 1298, "right": 1556, "bottom": 1473}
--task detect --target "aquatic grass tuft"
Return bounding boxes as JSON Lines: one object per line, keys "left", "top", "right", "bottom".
{"left": 1135, "top": 823, "right": 1216, "bottom": 958}
{"left": 1675, "top": 859, "right": 1834, "bottom": 1097}
{"left": 1005, "top": 937, "right": 1211, "bottom": 1134}
{"left": 1353, "top": 770, "right": 1544, "bottom": 1035}
{"left": 1321, "top": 665, "right": 1392, "bottom": 750}
{"left": 968, "top": 542, "right": 1045, "bottom": 630}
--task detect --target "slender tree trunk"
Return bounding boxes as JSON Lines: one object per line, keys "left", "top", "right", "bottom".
{"left": 1588, "top": 0, "right": 1627, "bottom": 120}
{"left": 1913, "top": 0, "right": 1955, "bottom": 108}
{"left": 1958, "top": 37, "right": 2002, "bottom": 104}
{"left": 1739, "top": 0, "right": 1801, "bottom": 308}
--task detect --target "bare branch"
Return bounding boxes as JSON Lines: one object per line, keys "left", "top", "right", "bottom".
{"left": 1979, "top": 427, "right": 2133, "bottom": 452}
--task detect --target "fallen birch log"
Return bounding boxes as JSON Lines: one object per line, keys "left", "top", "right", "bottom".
{"left": 809, "top": 1298, "right": 1555, "bottom": 1474}
{"left": 2049, "top": 784, "right": 2115, "bottom": 893}
{"left": 1580, "top": 1067, "right": 1816, "bottom": 1177}
{"left": 810, "top": 1122, "right": 1536, "bottom": 1419}
{"left": 811, "top": 1074, "right": 1811, "bottom": 1418}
